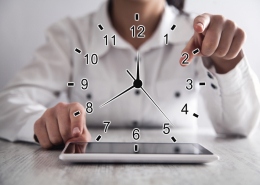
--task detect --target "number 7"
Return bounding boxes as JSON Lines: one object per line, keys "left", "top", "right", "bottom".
{"left": 103, "top": 121, "right": 111, "bottom": 133}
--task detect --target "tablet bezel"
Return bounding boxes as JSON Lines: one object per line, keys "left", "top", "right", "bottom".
{"left": 59, "top": 142, "right": 219, "bottom": 163}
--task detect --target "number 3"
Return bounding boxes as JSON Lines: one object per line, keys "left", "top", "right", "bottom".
{"left": 186, "top": 78, "right": 193, "bottom": 90}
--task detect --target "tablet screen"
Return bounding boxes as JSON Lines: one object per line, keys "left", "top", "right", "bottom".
{"left": 64, "top": 142, "right": 212, "bottom": 155}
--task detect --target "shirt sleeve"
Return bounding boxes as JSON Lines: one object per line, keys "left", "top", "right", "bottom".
{"left": 196, "top": 55, "right": 260, "bottom": 136}
{"left": 0, "top": 19, "right": 72, "bottom": 142}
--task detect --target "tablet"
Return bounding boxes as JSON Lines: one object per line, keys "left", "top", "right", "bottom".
{"left": 59, "top": 142, "right": 219, "bottom": 163}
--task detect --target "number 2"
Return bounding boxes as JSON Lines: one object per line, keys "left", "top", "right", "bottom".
{"left": 181, "top": 53, "right": 189, "bottom": 65}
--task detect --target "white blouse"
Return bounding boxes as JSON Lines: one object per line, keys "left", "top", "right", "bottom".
{"left": 0, "top": 1, "right": 259, "bottom": 143}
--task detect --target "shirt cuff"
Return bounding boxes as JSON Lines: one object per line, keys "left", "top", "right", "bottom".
{"left": 15, "top": 111, "right": 45, "bottom": 143}
{"left": 214, "top": 57, "right": 250, "bottom": 95}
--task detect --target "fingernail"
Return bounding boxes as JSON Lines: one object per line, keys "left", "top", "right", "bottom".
{"left": 73, "top": 127, "right": 80, "bottom": 136}
{"left": 197, "top": 23, "right": 204, "bottom": 30}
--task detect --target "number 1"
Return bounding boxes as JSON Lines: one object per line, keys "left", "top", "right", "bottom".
{"left": 164, "top": 34, "right": 168, "bottom": 45}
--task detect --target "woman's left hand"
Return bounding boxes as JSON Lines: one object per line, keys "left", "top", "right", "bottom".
{"left": 179, "top": 13, "right": 246, "bottom": 74}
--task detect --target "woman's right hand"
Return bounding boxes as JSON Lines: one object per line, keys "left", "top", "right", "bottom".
{"left": 34, "top": 102, "right": 91, "bottom": 149}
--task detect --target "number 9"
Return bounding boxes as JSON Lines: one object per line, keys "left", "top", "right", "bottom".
{"left": 81, "top": 78, "right": 88, "bottom": 90}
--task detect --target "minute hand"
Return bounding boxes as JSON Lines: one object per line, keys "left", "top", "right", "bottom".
{"left": 140, "top": 87, "right": 173, "bottom": 126}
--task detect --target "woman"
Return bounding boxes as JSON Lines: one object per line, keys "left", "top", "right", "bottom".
{"left": 0, "top": 0, "right": 259, "bottom": 149}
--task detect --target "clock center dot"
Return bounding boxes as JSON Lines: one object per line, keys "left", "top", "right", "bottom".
{"left": 133, "top": 79, "right": 142, "bottom": 88}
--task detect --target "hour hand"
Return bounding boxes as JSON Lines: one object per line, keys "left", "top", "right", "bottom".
{"left": 100, "top": 86, "right": 134, "bottom": 108}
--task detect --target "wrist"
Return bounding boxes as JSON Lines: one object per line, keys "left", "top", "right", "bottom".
{"left": 210, "top": 50, "right": 244, "bottom": 74}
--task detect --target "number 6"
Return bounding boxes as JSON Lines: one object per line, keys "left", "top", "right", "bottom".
{"left": 132, "top": 128, "right": 140, "bottom": 140}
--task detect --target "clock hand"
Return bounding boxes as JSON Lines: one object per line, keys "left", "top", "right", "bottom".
{"left": 136, "top": 52, "right": 140, "bottom": 80}
{"left": 100, "top": 86, "right": 135, "bottom": 108}
{"left": 126, "top": 70, "right": 173, "bottom": 126}
{"left": 141, "top": 87, "right": 173, "bottom": 127}
{"left": 126, "top": 70, "right": 135, "bottom": 80}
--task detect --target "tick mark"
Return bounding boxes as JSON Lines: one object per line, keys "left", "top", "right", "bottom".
{"left": 98, "top": 24, "right": 104, "bottom": 31}
{"left": 193, "top": 113, "right": 199, "bottom": 118}
{"left": 135, "top": 13, "right": 139, "bottom": 21}
{"left": 171, "top": 136, "right": 177, "bottom": 142}
{"left": 199, "top": 82, "right": 206, "bottom": 86}
{"left": 134, "top": 144, "right": 139, "bottom": 152}
{"left": 74, "top": 48, "right": 81, "bottom": 54}
{"left": 67, "top": 82, "right": 75, "bottom": 87}
{"left": 171, "top": 24, "right": 176, "bottom": 31}
{"left": 192, "top": 48, "right": 200, "bottom": 55}
{"left": 73, "top": 110, "right": 80, "bottom": 117}
{"left": 96, "top": 135, "right": 102, "bottom": 142}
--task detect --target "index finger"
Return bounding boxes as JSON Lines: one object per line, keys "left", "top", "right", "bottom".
{"left": 193, "top": 13, "right": 211, "bottom": 34}
{"left": 69, "top": 102, "right": 86, "bottom": 137}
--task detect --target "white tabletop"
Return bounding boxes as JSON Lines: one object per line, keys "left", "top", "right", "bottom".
{"left": 1, "top": 128, "right": 260, "bottom": 185}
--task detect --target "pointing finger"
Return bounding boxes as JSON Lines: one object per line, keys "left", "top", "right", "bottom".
{"left": 69, "top": 102, "right": 85, "bottom": 137}
{"left": 179, "top": 34, "right": 202, "bottom": 67}
{"left": 193, "top": 13, "right": 211, "bottom": 34}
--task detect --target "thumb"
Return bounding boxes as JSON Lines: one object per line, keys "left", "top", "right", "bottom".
{"left": 179, "top": 34, "right": 201, "bottom": 67}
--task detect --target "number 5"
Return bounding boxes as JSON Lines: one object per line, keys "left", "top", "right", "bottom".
{"left": 162, "top": 123, "right": 170, "bottom": 135}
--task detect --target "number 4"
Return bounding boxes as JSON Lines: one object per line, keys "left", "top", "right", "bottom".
{"left": 181, "top": 104, "right": 189, "bottom": 114}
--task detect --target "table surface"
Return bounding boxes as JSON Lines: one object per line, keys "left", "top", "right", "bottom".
{"left": 1, "top": 128, "right": 260, "bottom": 185}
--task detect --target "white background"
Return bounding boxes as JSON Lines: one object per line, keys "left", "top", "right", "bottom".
{"left": 0, "top": 0, "right": 260, "bottom": 128}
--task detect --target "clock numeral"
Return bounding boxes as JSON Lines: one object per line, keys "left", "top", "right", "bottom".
{"left": 186, "top": 78, "right": 193, "bottom": 90}
{"left": 181, "top": 52, "right": 190, "bottom": 65}
{"left": 130, "top": 25, "right": 145, "bottom": 38}
{"left": 111, "top": 34, "right": 116, "bottom": 46}
{"left": 103, "top": 34, "right": 116, "bottom": 46}
{"left": 104, "top": 35, "right": 108, "bottom": 46}
{"left": 84, "top": 53, "right": 98, "bottom": 65}
{"left": 86, "top": 101, "right": 93, "bottom": 114}
{"left": 132, "top": 128, "right": 140, "bottom": 140}
{"left": 103, "top": 121, "right": 111, "bottom": 133}
{"left": 164, "top": 34, "right": 168, "bottom": 45}
{"left": 130, "top": 25, "right": 135, "bottom": 38}
{"left": 137, "top": 25, "right": 145, "bottom": 38}
{"left": 181, "top": 103, "right": 189, "bottom": 114}
{"left": 162, "top": 123, "right": 170, "bottom": 135}
{"left": 81, "top": 78, "right": 88, "bottom": 90}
